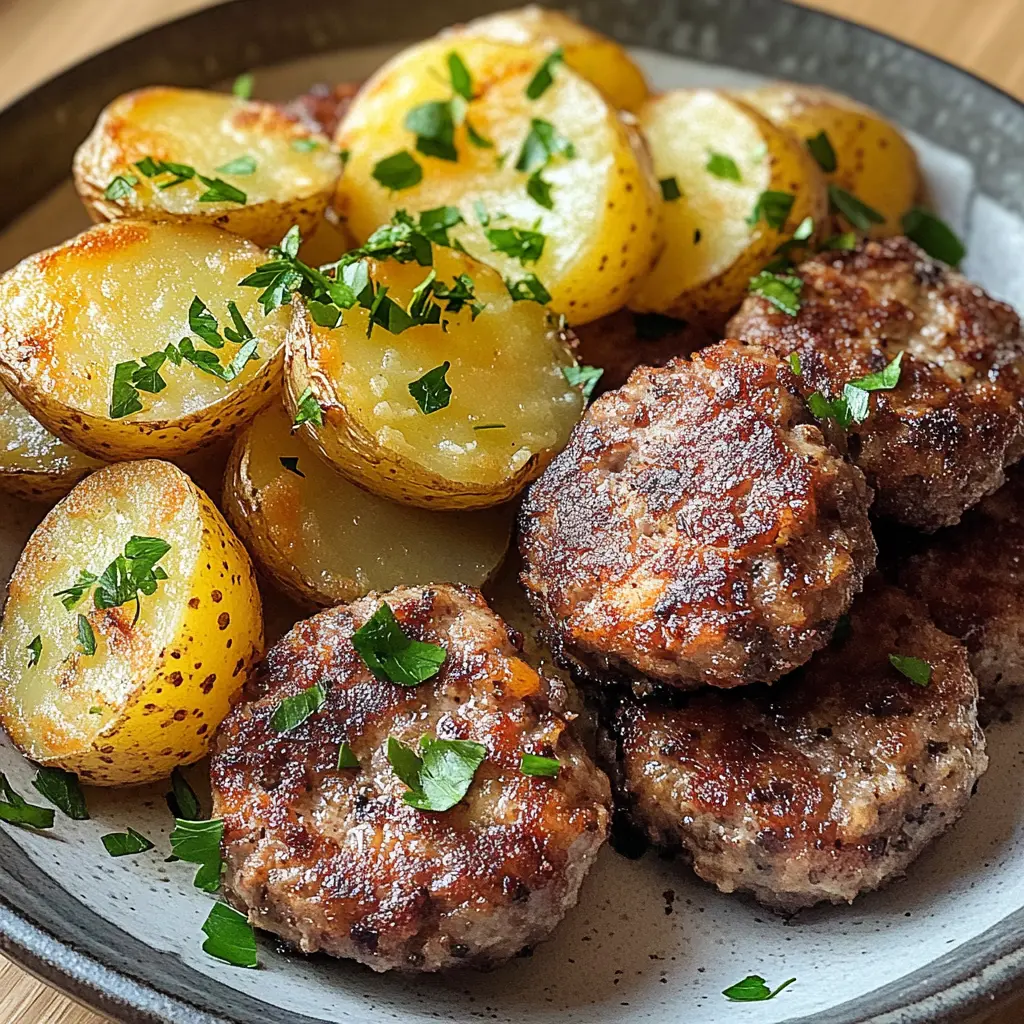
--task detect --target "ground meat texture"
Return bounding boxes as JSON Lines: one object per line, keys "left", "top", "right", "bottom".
{"left": 604, "top": 581, "right": 987, "bottom": 913}
{"left": 728, "top": 236, "right": 1024, "bottom": 531}
{"left": 518, "top": 340, "right": 877, "bottom": 690}
{"left": 210, "top": 584, "right": 610, "bottom": 973}
{"left": 898, "top": 464, "right": 1024, "bottom": 702}
{"left": 278, "top": 81, "right": 361, "bottom": 137}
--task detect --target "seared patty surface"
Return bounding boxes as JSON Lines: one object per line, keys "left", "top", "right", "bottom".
{"left": 519, "top": 340, "right": 876, "bottom": 690}
{"left": 728, "top": 236, "right": 1024, "bottom": 531}
{"left": 603, "top": 580, "right": 987, "bottom": 912}
{"left": 211, "top": 584, "right": 610, "bottom": 972}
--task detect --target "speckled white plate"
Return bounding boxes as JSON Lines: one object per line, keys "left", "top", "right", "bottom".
{"left": 2, "top": 2, "right": 1024, "bottom": 1022}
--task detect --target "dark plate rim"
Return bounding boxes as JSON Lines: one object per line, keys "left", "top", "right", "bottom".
{"left": 0, "top": 1, "right": 1022, "bottom": 1022}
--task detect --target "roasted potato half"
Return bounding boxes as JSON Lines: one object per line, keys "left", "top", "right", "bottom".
{"left": 740, "top": 83, "right": 921, "bottom": 238}
{"left": 0, "top": 459, "right": 263, "bottom": 785}
{"left": 628, "top": 89, "right": 827, "bottom": 328}
{"left": 451, "top": 6, "right": 650, "bottom": 112}
{"left": 334, "top": 36, "right": 662, "bottom": 325}
{"left": 73, "top": 87, "right": 341, "bottom": 249}
{"left": 224, "top": 403, "right": 516, "bottom": 605}
{"left": 285, "top": 245, "right": 584, "bottom": 509}
{"left": 0, "top": 220, "right": 290, "bottom": 462}
{"left": 0, "top": 386, "right": 104, "bottom": 502}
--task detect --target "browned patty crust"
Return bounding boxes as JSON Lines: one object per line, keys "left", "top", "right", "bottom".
{"left": 728, "top": 236, "right": 1024, "bottom": 531}
{"left": 211, "top": 585, "right": 610, "bottom": 973}
{"left": 519, "top": 340, "right": 877, "bottom": 690}
{"left": 899, "top": 464, "right": 1024, "bottom": 702}
{"left": 605, "top": 581, "right": 987, "bottom": 913}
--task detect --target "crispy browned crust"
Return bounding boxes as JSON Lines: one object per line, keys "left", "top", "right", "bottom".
{"left": 728, "top": 236, "right": 1024, "bottom": 531}
{"left": 898, "top": 464, "right": 1024, "bottom": 701}
{"left": 278, "top": 82, "right": 362, "bottom": 138}
{"left": 210, "top": 584, "right": 610, "bottom": 972}
{"left": 518, "top": 340, "right": 877, "bottom": 690}
{"left": 605, "top": 580, "right": 987, "bottom": 912}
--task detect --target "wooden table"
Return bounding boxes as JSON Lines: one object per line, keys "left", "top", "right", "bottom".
{"left": 0, "top": 0, "right": 1021, "bottom": 1021}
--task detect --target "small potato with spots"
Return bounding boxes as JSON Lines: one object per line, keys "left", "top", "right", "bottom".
{"left": 740, "top": 83, "right": 921, "bottom": 238}
{"left": 0, "top": 220, "right": 290, "bottom": 462}
{"left": 628, "top": 89, "right": 827, "bottom": 328}
{"left": 0, "top": 385, "right": 104, "bottom": 503}
{"left": 0, "top": 460, "right": 263, "bottom": 786}
{"left": 73, "top": 87, "right": 342, "bottom": 248}
{"left": 334, "top": 35, "right": 662, "bottom": 324}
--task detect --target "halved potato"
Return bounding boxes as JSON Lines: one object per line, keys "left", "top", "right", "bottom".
{"left": 0, "top": 385, "right": 104, "bottom": 502}
{"left": 740, "top": 83, "right": 921, "bottom": 238}
{"left": 0, "top": 220, "right": 290, "bottom": 461}
{"left": 334, "top": 36, "right": 662, "bottom": 325}
{"left": 73, "top": 87, "right": 342, "bottom": 248}
{"left": 628, "top": 89, "right": 828, "bottom": 327}
{"left": 285, "top": 245, "right": 584, "bottom": 509}
{"left": 224, "top": 403, "right": 516, "bottom": 605}
{"left": 450, "top": 6, "right": 650, "bottom": 112}
{"left": 0, "top": 459, "right": 263, "bottom": 785}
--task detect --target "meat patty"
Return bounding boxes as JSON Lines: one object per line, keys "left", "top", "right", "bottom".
{"left": 728, "top": 236, "right": 1024, "bottom": 531}
{"left": 210, "top": 585, "right": 610, "bottom": 972}
{"left": 898, "top": 464, "right": 1024, "bottom": 702}
{"left": 519, "top": 340, "right": 877, "bottom": 690}
{"left": 603, "top": 580, "right": 987, "bottom": 913}
{"left": 278, "top": 81, "right": 361, "bottom": 138}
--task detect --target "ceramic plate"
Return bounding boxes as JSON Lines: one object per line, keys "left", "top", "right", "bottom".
{"left": 2, "top": 1, "right": 1024, "bottom": 1022}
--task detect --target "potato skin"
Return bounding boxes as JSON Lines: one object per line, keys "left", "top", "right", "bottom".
{"left": 0, "top": 460, "right": 264, "bottom": 786}
{"left": 740, "top": 83, "right": 921, "bottom": 238}
{"left": 73, "top": 87, "right": 341, "bottom": 249}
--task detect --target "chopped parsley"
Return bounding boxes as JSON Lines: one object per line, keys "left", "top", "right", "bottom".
{"left": 131, "top": 155, "right": 247, "bottom": 203}
{"left": 170, "top": 817, "right": 224, "bottom": 892}
{"left": 526, "top": 47, "right": 564, "bottom": 100}
{"left": 202, "top": 902, "right": 258, "bottom": 968}
{"left": 290, "top": 138, "right": 321, "bottom": 152}
{"left": 387, "top": 735, "right": 487, "bottom": 811}
{"left": 901, "top": 208, "right": 966, "bottom": 266}
{"left": 337, "top": 742, "right": 360, "bottom": 769}
{"left": 807, "top": 352, "right": 903, "bottom": 428}
{"left": 167, "top": 767, "right": 202, "bottom": 821}
{"left": 26, "top": 635, "right": 42, "bottom": 668}
{"left": 520, "top": 753, "right": 560, "bottom": 778}
{"left": 448, "top": 51, "right": 474, "bottom": 101}
{"left": 32, "top": 768, "right": 88, "bottom": 820}
{"left": 516, "top": 118, "right": 575, "bottom": 173}
{"left": 77, "top": 615, "right": 96, "bottom": 656}
{"left": 659, "top": 176, "right": 682, "bottom": 201}
{"left": 563, "top": 364, "right": 603, "bottom": 401}
{"left": 747, "top": 190, "right": 795, "bottom": 230}
{"left": 788, "top": 352, "right": 802, "bottom": 375}
{"left": 292, "top": 387, "right": 325, "bottom": 428}
{"left": 828, "top": 184, "right": 885, "bottom": 231}
{"left": 102, "top": 827, "right": 153, "bottom": 856}
{"left": 0, "top": 773, "right": 55, "bottom": 830}
{"left": 822, "top": 231, "right": 858, "bottom": 251}
{"left": 706, "top": 152, "right": 741, "bottom": 181}
{"left": 197, "top": 176, "right": 247, "bottom": 204}
{"left": 527, "top": 170, "right": 554, "bottom": 209}
{"left": 806, "top": 130, "right": 837, "bottom": 173}
{"left": 215, "top": 155, "right": 256, "bottom": 176}
{"left": 505, "top": 274, "right": 551, "bottom": 304}
{"left": 372, "top": 150, "right": 423, "bottom": 191}
{"left": 351, "top": 602, "right": 447, "bottom": 686}
{"left": 409, "top": 361, "right": 452, "bottom": 414}
{"left": 723, "top": 975, "right": 796, "bottom": 1002}
{"left": 103, "top": 174, "right": 138, "bottom": 201}
{"left": 486, "top": 224, "right": 545, "bottom": 265}
{"left": 232, "top": 73, "right": 254, "bottom": 99}
{"left": 271, "top": 683, "right": 326, "bottom": 733}
{"left": 890, "top": 653, "right": 932, "bottom": 687}
{"left": 279, "top": 456, "right": 305, "bottom": 477}
{"left": 405, "top": 100, "right": 459, "bottom": 161}
{"left": 748, "top": 270, "right": 803, "bottom": 316}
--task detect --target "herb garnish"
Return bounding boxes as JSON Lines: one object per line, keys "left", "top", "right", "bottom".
{"left": 337, "top": 742, "right": 360, "bottom": 769}
{"left": 271, "top": 683, "right": 326, "bottom": 733}
{"left": 505, "top": 274, "right": 551, "bottom": 304}
{"left": 232, "top": 73, "right": 254, "bottom": 100}
{"left": 215, "top": 155, "right": 256, "bottom": 176}
{"left": 171, "top": 817, "right": 225, "bottom": 892}
{"left": 747, "top": 190, "right": 795, "bottom": 230}
{"left": 409, "top": 361, "right": 452, "bottom": 414}
{"left": 706, "top": 152, "right": 741, "bottom": 181}
{"left": 351, "top": 602, "right": 447, "bottom": 686}
{"left": 520, "top": 754, "right": 560, "bottom": 778}
{"left": 806, "top": 352, "right": 903, "bottom": 429}
{"left": 526, "top": 47, "right": 564, "bottom": 99}
{"left": 291, "top": 138, "right": 321, "bottom": 152}
{"left": 26, "top": 635, "right": 42, "bottom": 668}
{"left": 563, "top": 364, "right": 603, "bottom": 401}
{"left": 723, "top": 975, "right": 796, "bottom": 1002}
{"left": 0, "top": 773, "right": 55, "bottom": 830}
{"left": 167, "top": 767, "right": 202, "bottom": 821}
{"left": 828, "top": 185, "right": 884, "bottom": 231}
{"left": 77, "top": 615, "right": 96, "bottom": 656}
{"left": 748, "top": 270, "right": 803, "bottom": 316}
{"left": 890, "top": 653, "right": 932, "bottom": 687}
{"left": 292, "top": 387, "right": 325, "bottom": 428}
{"left": 516, "top": 118, "right": 575, "bottom": 173}
{"left": 202, "top": 902, "right": 258, "bottom": 968}
{"left": 901, "top": 208, "right": 966, "bottom": 267}
{"left": 102, "top": 827, "right": 154, "bottom": 857}
{"left": 387, "top": 735, "right": 487, "bottom": 811}
{"left": 527, "top": 170, "right": 554, "bottom": 209}
{"left": 448, "top": 51, "right": 474, "bottom": 101}
{"left": 103, "top": 174, "right": 138, "bottom": 201}
{"left": 806, "top": 130, "right": 837, "bottom": 173}
{"left": 372, "top": 150, "right": 423, "bottom": 191}
{"left": 32, "top": 767, "right": 88, "bottom": 820}
{"left": 279, "top": 456, "right": 305, "bottom": 477}
{"left": 486, "top": 224, "right": 545, "bottom": 265}
{"left": 131, "top": 156, "right": 247, "bottom": 203}
{"left": 660, "top": 176, "right": 682, "bottom": 201}
{"left": 788, "top": 352, "right": 802, "bottom": 375}
{"left": 822, "top": 231, "right": 857, "bottom": 251}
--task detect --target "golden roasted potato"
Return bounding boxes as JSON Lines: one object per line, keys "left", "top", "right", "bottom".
{"left": 0, "top": 386, "right": 104, "bottom": 502}
{"left": 740, "top": 83, "right": 921, "bottom": 238}
{"left": 0, "top": 459, "right": 263, "bottom": 785}
{"left": 73, "top": 87, "right": 342, "bottom": 248}
{"left": 0, "top": 220, "right": 290, "bottom": 462}
{"left": 334, "top": 36, "right": 662, "bottom": 325}
{"left": 628, "top": 89, "right": 827, "bottom": 327}
{"left": 224, "top": 403, "right": 516, "bottom": 605}
{"left": 285, "top": 245, "right": 584, "bottom": 509}
{"left": 451, "top": 6, "right": 650, "bottom": 112}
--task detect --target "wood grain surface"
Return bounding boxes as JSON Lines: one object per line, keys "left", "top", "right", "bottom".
{"left": 0, "top": 1, "right": 1020, "bottom": 1021}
